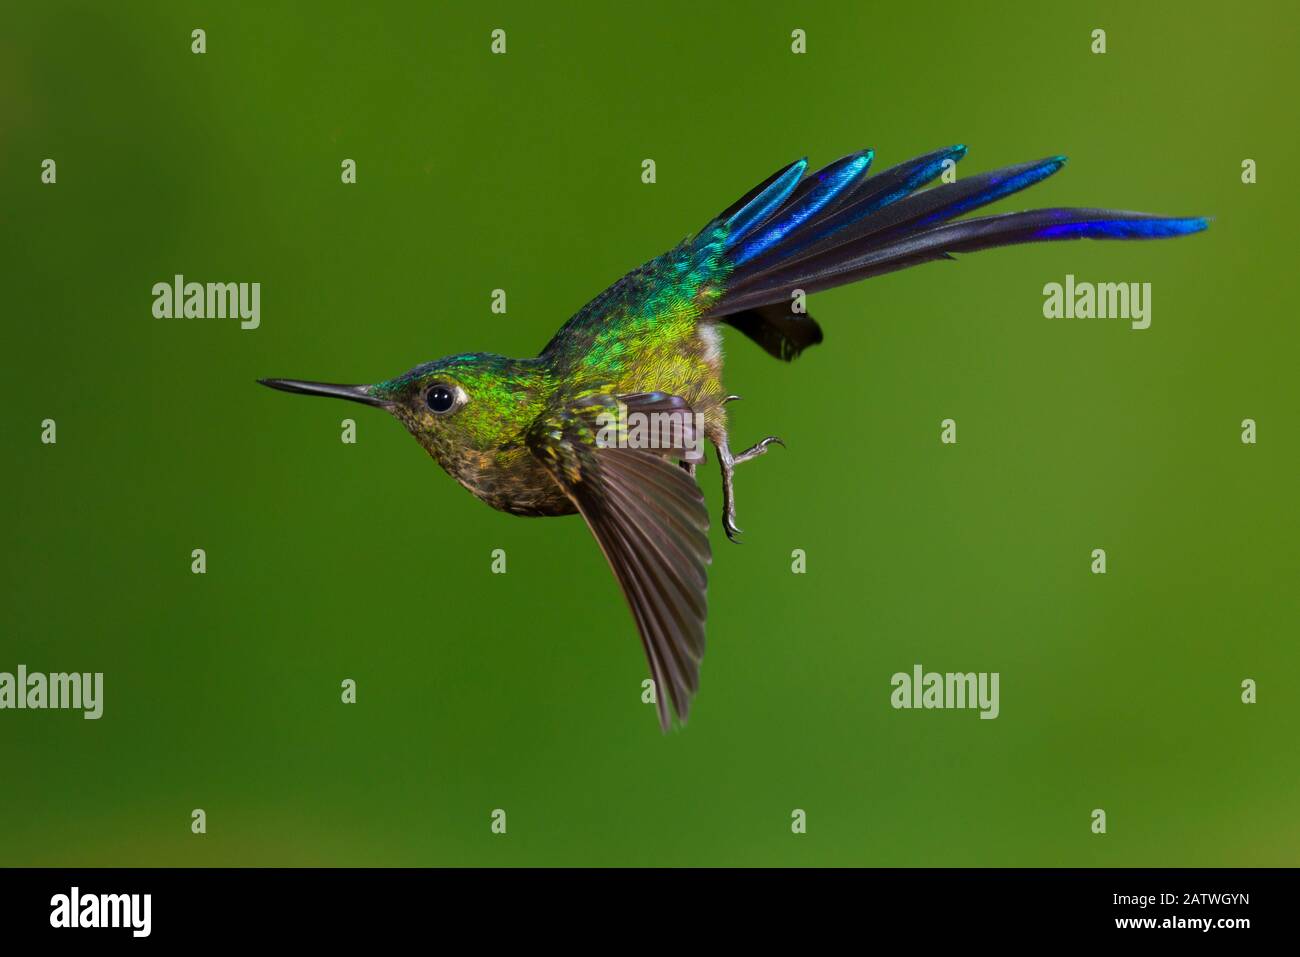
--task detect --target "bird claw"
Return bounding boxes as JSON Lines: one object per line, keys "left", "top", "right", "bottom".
{"left": 734, "top": 435, "right": 784, "bottom": 465}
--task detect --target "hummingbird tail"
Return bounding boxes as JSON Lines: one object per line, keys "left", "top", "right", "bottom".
{"left": 703, "top": 146, "right": 1208, "bottom": 320}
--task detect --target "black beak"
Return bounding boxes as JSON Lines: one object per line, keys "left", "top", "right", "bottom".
{"left": 258, "top": 378, "right": 391, "bottom": 408}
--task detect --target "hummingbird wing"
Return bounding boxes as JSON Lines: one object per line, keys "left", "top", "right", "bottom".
{"left": 527, "top": 391, "right": 711, "bottom": 731}
{"left": 703, "top": 146, "right": 1209, "bottom": 318}
{"left": 542, "top": 146, "right": 1205, "bottom": 366}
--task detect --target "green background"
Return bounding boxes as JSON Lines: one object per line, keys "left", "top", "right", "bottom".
{"left": 2, "top": 1, "right": 1296, "bottom": 866}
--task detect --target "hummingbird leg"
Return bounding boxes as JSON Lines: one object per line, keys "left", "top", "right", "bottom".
{"left": 679, "top": 460, "right": 697, "bottom": 478}
{"left": 714, "top": 437, "right": 743, "bottom": 543}
{"left": 712, "top": 432, "right": 785, "bottom": 543}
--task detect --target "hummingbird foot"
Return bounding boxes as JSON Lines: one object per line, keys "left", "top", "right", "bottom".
{"left": 733, "top": 435, "right": 785, "bottom": 465}
{"left": 713, "top": 433, "right": 784, "bottom": 543}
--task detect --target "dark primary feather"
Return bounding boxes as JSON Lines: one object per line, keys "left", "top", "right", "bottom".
{"left": 779, "top": 207, "right": 1206, "bottom": 296}
{"left": 731, "top": 156, "right": 1064, "bottom": 287}
{"left": 722, "top": 156, "right": 1066, "bottom": 305}
{"left": 527, "top": 392, "right": 711, "bottom": 730}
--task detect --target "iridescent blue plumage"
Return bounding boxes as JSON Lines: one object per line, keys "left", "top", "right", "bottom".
{"left": 733, "top": 145, "right": 967, "bottom": 270}
{"left": 911, "top": 155, "right": 1065, "bottom": 227}
{"left": 702, "top": 146, "right": 1209, "bottom": 318}
{"left": 842, "top": 145, "right": 969, "bottom": 219}
{"left": 724, "top": 158, "right": 807, "bottom": 247}
{"left": 733, "top": 151, "right": 873, "bottom": 265}
{"left": 1033, "top": 216, "right": 1209, "bottom": 240}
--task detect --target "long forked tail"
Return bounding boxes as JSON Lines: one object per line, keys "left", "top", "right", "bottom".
{"left": 704, "top": 146, "right": 1208, "bottom": 336}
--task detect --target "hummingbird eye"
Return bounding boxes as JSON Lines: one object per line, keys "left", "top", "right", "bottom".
{"left": 425, "top": 383, "right": 458, "bottom": 414}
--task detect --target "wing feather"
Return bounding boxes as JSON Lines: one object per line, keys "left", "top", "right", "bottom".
{"left": 527, "top": 393, "right": 711, "bottom": 730}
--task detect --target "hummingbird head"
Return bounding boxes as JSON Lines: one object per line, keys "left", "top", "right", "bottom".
{"left": 259, "top": 352, "right": 550, "bottom": 486}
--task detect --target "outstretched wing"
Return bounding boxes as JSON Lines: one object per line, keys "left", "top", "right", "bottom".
{"left": 527, "top": 392, "right": 711, "bottom": 730}
{"left": 701, "top": 146, "right": 1209, "bottom": 318}
{"left": 544, "top": 146, "right": 1207, "bottom": 365}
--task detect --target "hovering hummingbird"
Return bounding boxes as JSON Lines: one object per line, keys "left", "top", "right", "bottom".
{"left": 261, "top": 145, "right": 1206, "bottom": 730}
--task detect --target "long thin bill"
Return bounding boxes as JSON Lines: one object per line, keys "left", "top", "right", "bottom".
{"left": 257, "top": 378, "right": 390, "bottom": 408}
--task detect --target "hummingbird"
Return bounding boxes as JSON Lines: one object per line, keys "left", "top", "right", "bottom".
{"left": 260, "top": 145, "right": 1207, "bottom": 730}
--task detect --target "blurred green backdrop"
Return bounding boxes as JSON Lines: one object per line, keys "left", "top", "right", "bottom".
{"left": 2, "top": 1, "right": 1296, "bottom": 866}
